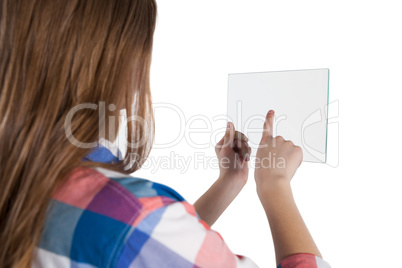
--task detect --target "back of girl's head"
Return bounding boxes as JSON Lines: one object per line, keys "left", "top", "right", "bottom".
{"left": 0, "top": 0, "right": 157, "bottom": 266}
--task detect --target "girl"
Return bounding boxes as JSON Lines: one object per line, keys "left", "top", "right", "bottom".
{"left": 0, "top": 0, "right": 331, "bottom": 267}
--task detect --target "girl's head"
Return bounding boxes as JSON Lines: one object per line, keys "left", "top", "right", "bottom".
{"left": 0, "top": 0, "right": 157, "bottom": 266}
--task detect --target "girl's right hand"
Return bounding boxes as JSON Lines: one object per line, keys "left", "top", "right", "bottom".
{"left": 254, "top": 110, "right": 303, "bottom": 196}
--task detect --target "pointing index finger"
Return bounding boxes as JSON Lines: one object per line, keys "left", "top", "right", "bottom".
{"left": 263, "top": 110, "right": 275, "bottom": 138}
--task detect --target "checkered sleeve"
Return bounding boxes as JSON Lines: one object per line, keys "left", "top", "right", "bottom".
{"left": 115, "top": 200, "right": 259, "bottom": 268}
{"left": 277, "top": 253, "right": 331, "bottom": 268}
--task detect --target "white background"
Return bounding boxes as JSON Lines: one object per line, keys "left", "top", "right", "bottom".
{"left": 134, "top": 1, "right": 402, "bottom": 267}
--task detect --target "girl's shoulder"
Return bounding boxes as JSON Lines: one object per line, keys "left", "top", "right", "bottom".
{"left": 34, "top": 166, "right": 188, "bottom": 268}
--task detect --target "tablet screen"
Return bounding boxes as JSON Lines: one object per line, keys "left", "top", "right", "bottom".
{"left": 227, "top": 69, "right": 329, "bottom": 163}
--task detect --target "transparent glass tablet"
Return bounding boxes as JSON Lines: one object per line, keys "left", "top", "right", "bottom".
{"left": 227, "top": 69, "right": 329, "bottom": 163}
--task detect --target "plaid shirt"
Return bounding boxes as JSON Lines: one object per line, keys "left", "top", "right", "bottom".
{"left": 32, "top": 145, "right": 331, "bottom": 268}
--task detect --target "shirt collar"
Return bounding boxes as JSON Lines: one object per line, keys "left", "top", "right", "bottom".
{"left": 83, "top": 140, "right": 122, "bottom": 164}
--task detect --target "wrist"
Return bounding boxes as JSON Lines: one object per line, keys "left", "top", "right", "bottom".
{"left": 218, "top": 172, "right": 248, "bottom": 188}
{"left": 256, "top": 179, "right": 292, "bottom": 201}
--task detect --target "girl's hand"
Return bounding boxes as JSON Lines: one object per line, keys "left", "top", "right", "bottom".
{"left": 215, "top": 122, "right": 251, "bottom": 184}
{"left": 254, "top": 110, "right": 322, "bottom": 264}
{"left": 194, "top": 123, "right": 251, "bottom": 226}
{"left": 254, "top": 110, "right": 303, "bottom": 196}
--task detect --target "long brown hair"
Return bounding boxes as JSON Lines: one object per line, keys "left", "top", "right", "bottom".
{"left": 0, "top": 0, "right": 157, "bottom": 267}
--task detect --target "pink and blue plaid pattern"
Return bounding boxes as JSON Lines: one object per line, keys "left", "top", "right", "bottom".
{"left": 32, "top": 146, "right": 331, "bottom": 268}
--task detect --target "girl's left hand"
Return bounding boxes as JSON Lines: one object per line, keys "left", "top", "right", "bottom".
{"left": 215, "top": 122, "right": 251, "bottom": 184}
{"left": 193, "top": 122, "right": 251, "bottom": 226}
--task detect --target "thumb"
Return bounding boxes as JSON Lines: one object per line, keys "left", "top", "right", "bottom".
{"left": 223, "top": 122, "right": 235, "bottom": 148}
{"left": 262, "top": 110, "right": 275, "bottom": 139}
